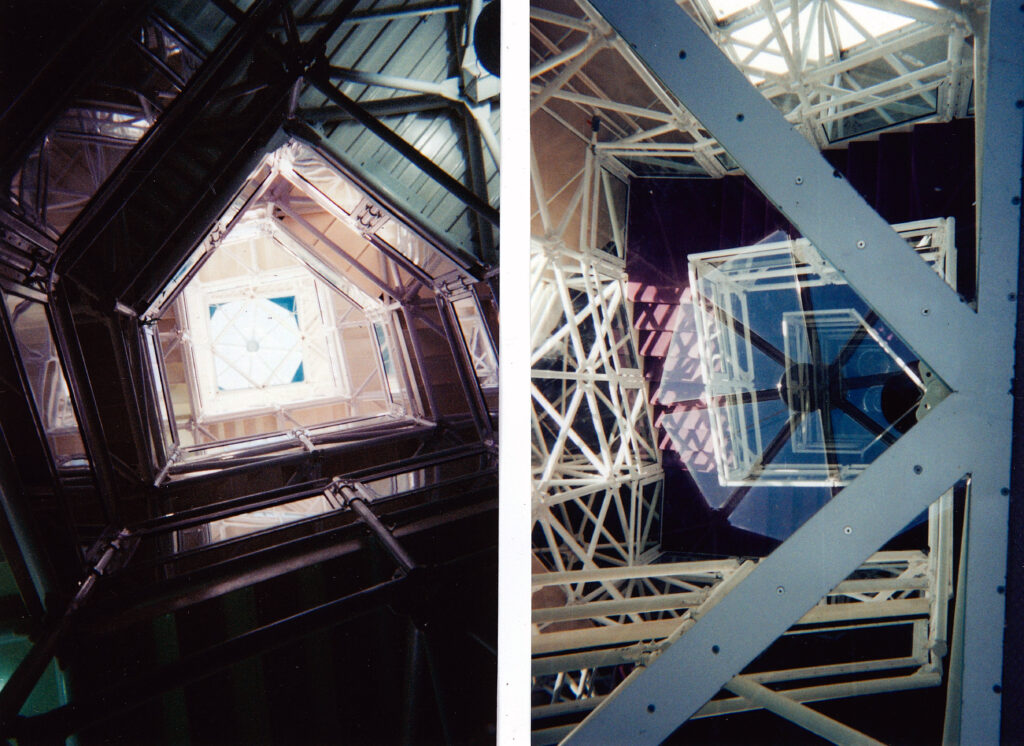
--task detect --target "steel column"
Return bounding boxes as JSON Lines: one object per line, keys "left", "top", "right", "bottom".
{"left": 954, "top": 2, "right": 1024, "bottom": 739}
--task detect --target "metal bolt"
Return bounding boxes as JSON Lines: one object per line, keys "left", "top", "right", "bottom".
{"left": 921, "top": 307, "right": 930, "bottom": 316}
{"left": 913, "top": 464, "right": 923, "bottom": 475}
{"left": 647, "top": 703, "right": 657, "bottom": 713}
{"left": 795, "top": 176, "right": 803, "bottom": 185}
{"left": 1001, "top": 487, "right": 1010, "bottom": 496}
{"left": 856, "top": 240, "right": 866, "bottom": 249}
{"left": 711, "top": 644, "right": 720, "bottom": 654}
{"left": 843, "top": 526, "right": 852, "bottom": 535}
{"left": 678, "top": 50, "right": 687, "bottom": 59}
{"left": 736, "top": 113, "right": 745, "bottom": 122}
{"left": 776, "top": 585, "right": 785, "bottom": 595}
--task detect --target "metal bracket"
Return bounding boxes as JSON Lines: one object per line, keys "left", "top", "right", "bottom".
{"left": 435, "top": 270, "right": 474, "bottom": 299}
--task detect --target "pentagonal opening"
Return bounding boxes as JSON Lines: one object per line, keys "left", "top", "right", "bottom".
{"left": 141, "top": 140, "right": 496, "bottom": 480}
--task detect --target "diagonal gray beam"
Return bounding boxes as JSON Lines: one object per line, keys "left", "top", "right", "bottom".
{"left": 565, "top": 393, "right": 980, "bottom": 744}
{"left": 591, "top": 0, "right": 978, "bottom": 390}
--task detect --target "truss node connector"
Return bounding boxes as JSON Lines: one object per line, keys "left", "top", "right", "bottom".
{"left": 352, "top": 198, "right": 388, "bottom": 233}
{"left": 435, "top": 270, "right": 474, "bottom": 299}
{"left": 73, "top": 527, "right": 132, "bottom": 609}
{"left": 293, "top": 429, "right": 316, "bottom": 452}
{"left": 326, "top": 476, "right": 352, "bottom": 501}
{"left": 205, "top": 223, "right": 228, "bottom": 252}
{"left": 153, "top": 447, "right": 182, "bottom": 487}
{"left": 636, "top": 642, "right": 661, "bottom": 668}
{"left": 917, "top": 362, "right": 952, "bottom": 420}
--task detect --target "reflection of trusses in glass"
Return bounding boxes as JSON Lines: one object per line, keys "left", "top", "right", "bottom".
{"left": 689, "top": 218, "right": 955, "bottom": 486}
{"left": 142, "top": 140, "right": 497, "bottom": 482}
{"left": 7, "top": 16, "right": 202, "bottom": 239}
{"left": 530, "top": 0, "right": 973, "bottom": 177}
{"left": 0, "top": 290, "right": 88, "bottom": 469}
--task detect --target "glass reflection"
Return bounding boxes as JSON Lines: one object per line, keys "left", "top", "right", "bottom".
{"left": 3, "top": 293, "right": 88, "bottom": 468}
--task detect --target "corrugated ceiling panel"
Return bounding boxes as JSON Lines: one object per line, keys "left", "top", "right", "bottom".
{"left": 156, "top": 0, "right": 498, "bottom": 263}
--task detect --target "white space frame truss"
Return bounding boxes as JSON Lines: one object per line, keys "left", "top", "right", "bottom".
{"left": 540, "top": 0, "right": 1020, "bottom": 744}
{"left": 530, "top": 0, "right": 975, "bottom": 178}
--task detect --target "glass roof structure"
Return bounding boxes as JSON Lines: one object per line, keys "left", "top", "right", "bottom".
{"left": 7, "top": 16, "right": 203, "bottom": 239}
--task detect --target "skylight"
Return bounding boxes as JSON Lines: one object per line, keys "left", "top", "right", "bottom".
{"left": 208, "top": 297, "right": 305, "bottom": 391}
{"left": 175, "top": 218, "right": 370, "bottom": 421}
{"left": 140, "top": 140, "right": 497, "bottom": 481}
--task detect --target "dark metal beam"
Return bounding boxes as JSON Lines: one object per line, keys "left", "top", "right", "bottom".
{"left": 48, "top": 281, "right": 120, "bottom": 526}
{"left": 305, "top": 70, "right": 500, "bottom": 229}
{"left": 0, "top": 530, "right": 128, "bottom": 734}
{"left": 0, "top": 430, "right": 49, "bottom": 621}
{"left": 457, "top": 104, "right": 498, "bottom": 264}
{"left": 297, "top": 94, "right": 451, "bottom": 122}
{"left": 340, "top": 483, "right": 418, "bottom": 573}
{"left": 0, "top": 0, "right": 155, "bottom": 185}
{"left": 837, "top": 398, "right": 898, "bottom": 446}
{"left": 55, "top": 0, "right": 288, "bottom": 282}
{"left": 14, "top": 575, "right": 405, "bottom": 741}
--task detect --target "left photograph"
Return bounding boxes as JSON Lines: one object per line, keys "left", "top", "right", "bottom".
{"left": 0, "top": 1, "right": 499, "bottom": 743}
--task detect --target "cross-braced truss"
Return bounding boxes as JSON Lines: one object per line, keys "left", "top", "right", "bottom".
{"left": 530, "top": 62, "right": 665, "bottom": 601}
{"left": 528, "top": 0, "right": 996, "bottom": 742}
{"left": 532, "top": 491, "right": 953, "bottom": 744}
{"left": 530, "top": 39, "right": 676, "bottom": 734}
{"left": 530, "top": 0, "right": 974, "bottom": 178}
{"left": 531, "top": 240, "right": 663, "bottom": 573}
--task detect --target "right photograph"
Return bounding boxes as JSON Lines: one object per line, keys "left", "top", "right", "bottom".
{"left": 529, "top": 1, "right": 1023, "bottom": 744}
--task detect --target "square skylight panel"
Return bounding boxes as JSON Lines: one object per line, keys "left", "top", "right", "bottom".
{"left": 178, "top": 219, "right": 356, "bottom": 420}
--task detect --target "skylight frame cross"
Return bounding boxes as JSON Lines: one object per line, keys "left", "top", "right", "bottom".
{"left": 564, "top": 1, "right": 1022, "bottom": 743}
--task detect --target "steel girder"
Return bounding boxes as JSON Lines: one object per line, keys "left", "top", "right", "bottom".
{"left": 564, "top": 1, "right": 1022, "bottom": 743}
